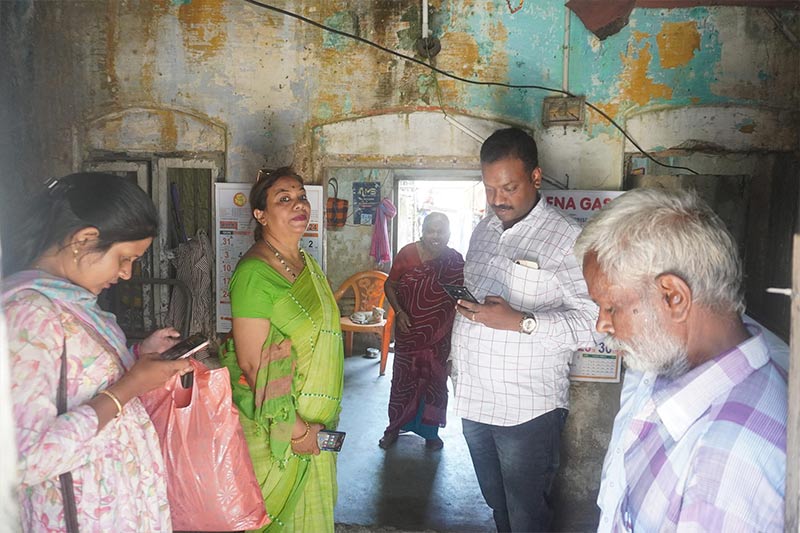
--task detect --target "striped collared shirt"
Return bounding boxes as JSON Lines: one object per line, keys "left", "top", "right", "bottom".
{"left": 597, "top": 326, "right": 787, "bottom": 532}
{"left": 450, "top": 199, "right": 597, "bottom": 426}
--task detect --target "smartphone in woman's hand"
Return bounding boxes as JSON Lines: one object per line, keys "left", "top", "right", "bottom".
{"left": 160, "top": 334, "right": 209, "bottom": 360}
{"left": 317, "top": 430, "right": 346, "bottom": 452}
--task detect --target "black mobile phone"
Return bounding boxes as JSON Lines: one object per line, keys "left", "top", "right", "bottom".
{"left": 317, "top": 430, "right": 346, "bottom": 452}
{"left": 442, "top": 284, "right": 479, "bottom": 304}
{"left": 160, "top": 334, "right": 210, "bottom": 361}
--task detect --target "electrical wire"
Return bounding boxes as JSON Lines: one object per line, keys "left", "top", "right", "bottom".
{"left": 766, "top": 8, "right": 799, "bottom": 48}
{"left": 506, "top": 0, "right": 525, "bottom": 14}
{"left": 242, "top": 0, "right": 700, "bottom": 175}
{"left": 426, "top": 44, "right": 570, "bottom": 189}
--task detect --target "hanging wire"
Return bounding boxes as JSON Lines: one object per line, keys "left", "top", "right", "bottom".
{"left": 241, "top": 0, "right": 700, "bottom": 175}
{"left": 766, "top": 8, "right": 800, "bottom": 48}
{"left": 424, "top": 41, "right": 569, "bottom": 189}
{"left": 506, "top": 0, "right": 524, "bottom": 14}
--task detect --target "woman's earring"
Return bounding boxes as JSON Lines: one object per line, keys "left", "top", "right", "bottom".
{"left": 73, "top": 248, "right": 79, "bottom": 264}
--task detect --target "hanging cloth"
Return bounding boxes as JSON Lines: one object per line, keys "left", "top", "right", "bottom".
{"left": 166, "top": 229, "right": 214, "bottom": 339}
{"left": 370, "top": 197, "right": 397, "bottom": 265}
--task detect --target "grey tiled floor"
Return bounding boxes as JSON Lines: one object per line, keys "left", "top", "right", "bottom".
{"left": 334, "top": 353, "right": 494, "bottom": 532}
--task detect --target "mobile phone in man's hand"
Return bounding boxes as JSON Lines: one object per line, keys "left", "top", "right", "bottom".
{"left": 442, "top": 284, "right": 480, "bottom": 304}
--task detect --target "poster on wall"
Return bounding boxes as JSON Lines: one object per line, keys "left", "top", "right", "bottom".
{"left": 352, "top": 182, "right": 381, "bottom": 225}
{"left": 215, "top": 183, "right": 255, "bottom": 333}
{"left": 214, "top": 183, "right": 324, "bottom": 333}
{"left": 541, "top": 189, "right": 625, "bottom": 383}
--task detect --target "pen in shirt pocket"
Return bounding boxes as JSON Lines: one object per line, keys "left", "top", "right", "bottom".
{"left": 515, "top": 259, "right": 539, "bottom": 269}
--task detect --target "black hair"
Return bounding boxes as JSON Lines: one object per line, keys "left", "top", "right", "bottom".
{"left": 480, "top": 127, "right": 539, "bottom": 174}
{"left": 249, "top": 166, "right": 304, "bottom": 242}
{"left": 422, "top": 211, "right": 450, "bottom": 230}
{"left": 2, "top": 172, "right": 159, "bottom": 275}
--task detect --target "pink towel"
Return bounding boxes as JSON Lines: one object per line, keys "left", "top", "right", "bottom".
{"left": 370, "top": 197, "right": 397, "bottom": 265}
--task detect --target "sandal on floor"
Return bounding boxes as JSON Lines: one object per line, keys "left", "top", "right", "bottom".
{"left": 425, "top": 437, "right": 444, "bottom": 451}
{"left": 378, "top": 432, "right": 399, "bottom": 449}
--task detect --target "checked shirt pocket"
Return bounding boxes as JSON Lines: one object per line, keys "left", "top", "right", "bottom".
{"left": 506, "top": 260, "right": 558, "bottom": 309}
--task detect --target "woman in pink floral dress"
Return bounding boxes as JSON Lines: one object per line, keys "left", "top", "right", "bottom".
{"left": 2, "top": 173, "right": 193, "bottom": 532}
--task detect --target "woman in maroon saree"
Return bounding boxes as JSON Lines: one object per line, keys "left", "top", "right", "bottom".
{"left": 379, "top": 213, "right": 464, "bottom": 450}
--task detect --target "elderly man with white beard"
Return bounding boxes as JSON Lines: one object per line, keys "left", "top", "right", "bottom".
{"left": 575, "top": 187, "right": 787, "bottom": 533}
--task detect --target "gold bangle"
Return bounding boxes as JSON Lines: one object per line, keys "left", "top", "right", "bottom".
{"left": 291, "top": 419, "right": 310, "bottom": 444}
{"left": 98, "top": 389, "right": 123, "bottom": 419}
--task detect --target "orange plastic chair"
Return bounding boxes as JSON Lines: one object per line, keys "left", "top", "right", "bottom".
{"left": 333, "top": 270, "right": 395, "bottom": 376}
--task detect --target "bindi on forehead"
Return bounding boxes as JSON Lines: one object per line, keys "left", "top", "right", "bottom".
{"left": 269, "top": 183, "right": 305, "bottom": 196}
{"left": 272, "top": 186, "right": 303, "bottom": 193}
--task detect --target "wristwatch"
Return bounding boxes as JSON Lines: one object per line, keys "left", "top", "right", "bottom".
{"left": 519, "top": 313, "right": 537, "bottom": 334}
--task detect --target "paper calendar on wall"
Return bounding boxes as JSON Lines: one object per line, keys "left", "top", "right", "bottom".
{"left": 569, "top": 344, "right": 622, "bottom": 383}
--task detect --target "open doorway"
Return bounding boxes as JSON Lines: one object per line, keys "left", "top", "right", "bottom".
{"left": 394, "top": 171, "right": 485, "bottom": 257}
{"left": 324, "top": 167, "right": 485, "bottom": 290}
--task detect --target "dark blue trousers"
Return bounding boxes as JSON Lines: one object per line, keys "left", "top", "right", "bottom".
{"left": 463, "top": 408, "right": 568, "bottom": 532}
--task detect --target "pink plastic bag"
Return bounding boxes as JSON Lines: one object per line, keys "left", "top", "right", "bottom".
{"left": 140, "top": 358, "right": 269, "bottom": 531}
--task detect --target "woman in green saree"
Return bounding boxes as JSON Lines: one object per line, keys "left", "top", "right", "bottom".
{"left": 220, "top": 168, "right": 344, "bottom": 532}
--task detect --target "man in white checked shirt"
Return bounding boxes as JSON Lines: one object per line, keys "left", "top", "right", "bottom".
{"left": 450, "top": 127, "right": 597, "bottom": 532}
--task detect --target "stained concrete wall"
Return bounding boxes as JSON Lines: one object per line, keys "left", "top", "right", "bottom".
{"left": 2, "top": 2, "right": 796, "bottom": 188}
{"left": 1, "top": 1, "right": 798, "bottom": 530}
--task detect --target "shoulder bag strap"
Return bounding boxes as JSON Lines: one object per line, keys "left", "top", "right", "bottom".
{"left": 56, "top": 327, "right": 80, "bottom": 533}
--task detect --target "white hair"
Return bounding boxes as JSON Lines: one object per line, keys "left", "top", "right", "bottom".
{"left": 574, "top": 188, "right": 744, "bottom": 314}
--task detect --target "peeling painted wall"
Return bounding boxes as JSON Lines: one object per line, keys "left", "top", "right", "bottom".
{"left": 1, "top": 1, "right": 798, "bottom": 530}
{"left": 2, "top": 2, "right": 796, "bottom": 191}
{"left": 326, "top": 168, "right": 392, "bottom": 290}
